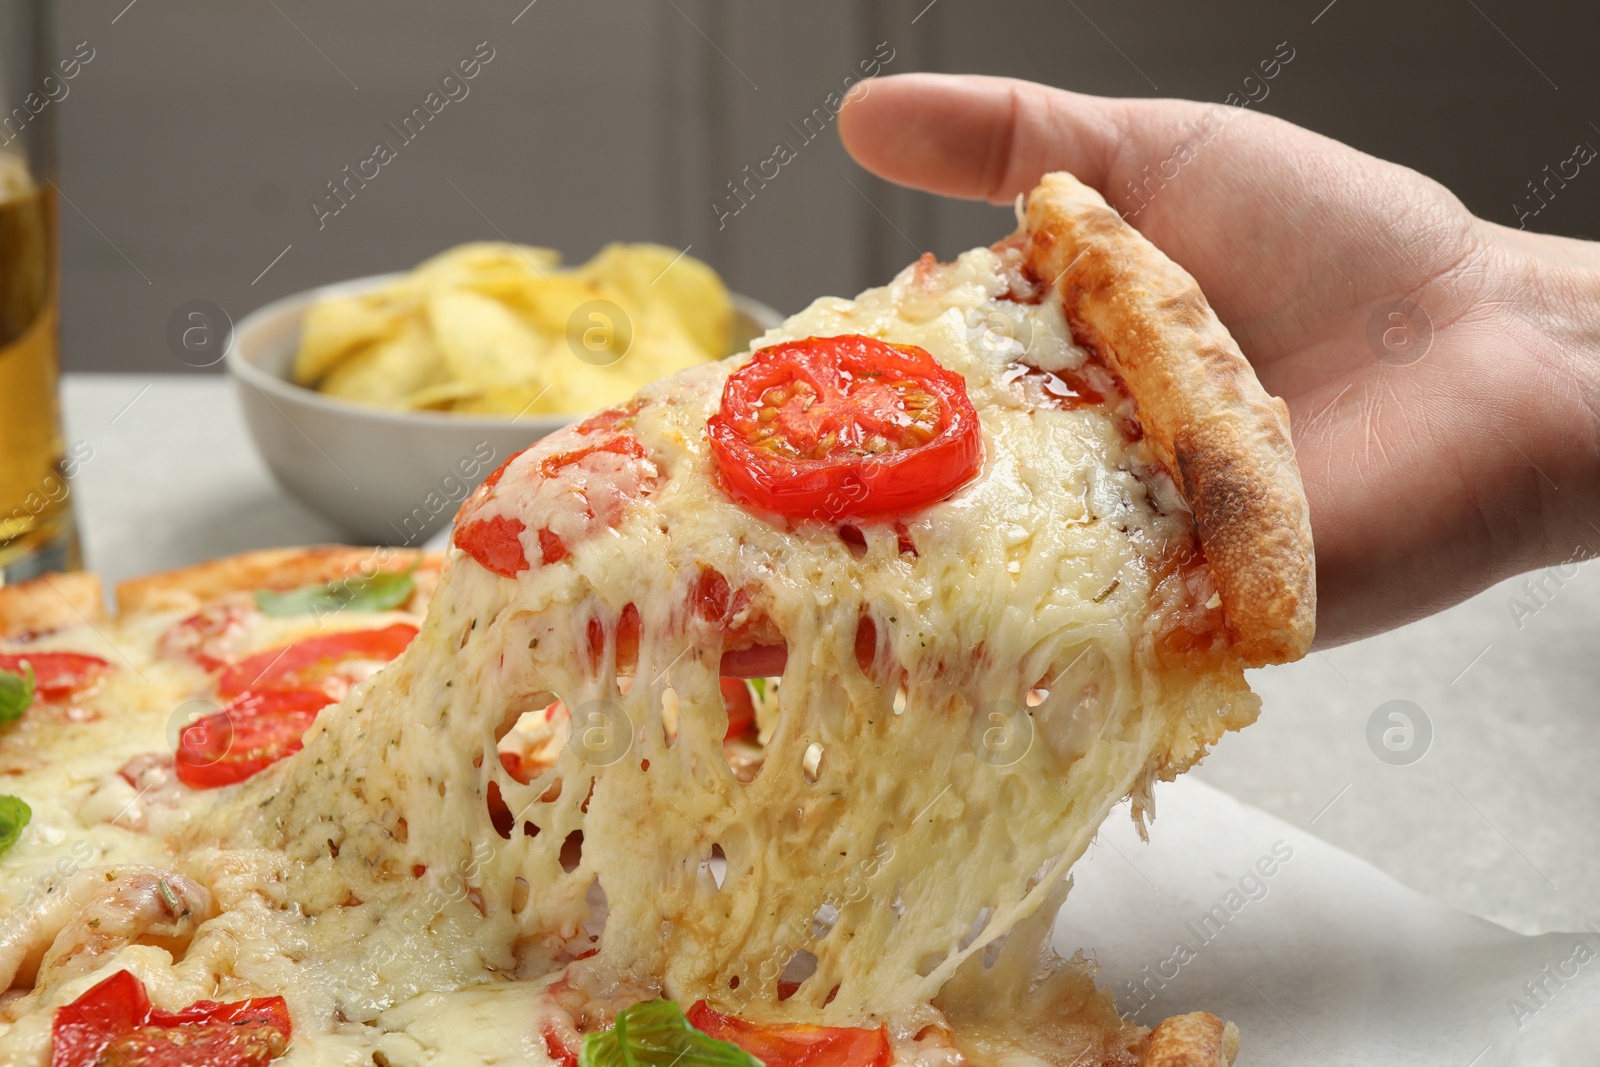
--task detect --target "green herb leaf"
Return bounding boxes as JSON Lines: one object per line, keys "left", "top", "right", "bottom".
{"left": 0, "top": 795, "right": 31, "bottom": 855}
{"left": 254, "top": 569, "right": 415, "bottom": 617}
{"left": 747, "top": 677, "right": 767, "bottom": 703}
{"left": 0, "top": 665, "right": 34, "bottom": 724}
{"left": 579, "top": 1000, "right": 760, "bottom": 1067}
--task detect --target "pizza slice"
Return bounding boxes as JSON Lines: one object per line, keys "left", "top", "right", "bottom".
{"left": 0, "top": 172, "right": 1311, "bottom": 1067}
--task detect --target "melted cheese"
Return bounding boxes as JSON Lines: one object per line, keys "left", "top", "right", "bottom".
{"left": 0, "top": 244, "right": 1259, "bottom": 1066}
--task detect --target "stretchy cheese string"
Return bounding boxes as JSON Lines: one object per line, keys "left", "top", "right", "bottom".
{"left": 201, "top": 247, "right": 1258, "bottom": 1029}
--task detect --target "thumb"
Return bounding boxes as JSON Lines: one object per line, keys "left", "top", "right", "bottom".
{"left": 838, "top": 72, "right": 1230, "bottom": 207}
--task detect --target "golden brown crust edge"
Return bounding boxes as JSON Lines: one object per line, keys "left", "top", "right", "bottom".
{"left": 114, "top": 545, "right": 441, "bottom": 617}
{"left": 0, "top": 546, "right": 442, "bottom": 639}
{"left": 1024, "top": 172, "right": 1315, "bottom": 666}
{"left": 0, "top": 571, "right": 106, "bottom": 638}
{"left": 1141, "top": 1011, "right": 1240, "bottom": 1066}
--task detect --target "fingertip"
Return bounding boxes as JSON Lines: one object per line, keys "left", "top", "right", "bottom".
{"left": 836, "top": 78, "right": 875, "bottom": 144}
{"left": 839, "top": 74, "right": 876, "bottom": 110}
{"left": 840, "top": 73, "right": 1023, "bottom": 202}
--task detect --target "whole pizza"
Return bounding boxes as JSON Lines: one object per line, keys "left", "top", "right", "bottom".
{"left": 0, "top": 173, "right": 1312, "bottom": 1067}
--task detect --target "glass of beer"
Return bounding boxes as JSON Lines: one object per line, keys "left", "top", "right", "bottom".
{"left": 0, "top": 0, "right": 81, "bottom": 584}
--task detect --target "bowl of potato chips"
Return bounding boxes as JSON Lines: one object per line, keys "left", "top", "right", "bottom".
{"left": 230, "top": 242, "right": 781, "bottom": 545}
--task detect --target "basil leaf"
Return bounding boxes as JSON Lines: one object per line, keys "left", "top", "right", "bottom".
{"left": 254, "top": 569, "right": 415, "bottom": 617}
{"left": 0, "top": 665, "right": 34, "bottom": 724}
{"left": 579, "top": 1000, "right": 760, "bottom": 1067}
{"left": 747, "top": 677, "right": 767, "bottom": 703}
{"left": 0, "top": 795, "right": 31, "bottom": 855}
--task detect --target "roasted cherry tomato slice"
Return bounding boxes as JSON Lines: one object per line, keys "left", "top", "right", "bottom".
{"left": 0, "top": 651, "right": 110, "bottom": 702}
{"left": 541, "top": 1024, "right": 579, "bottom": 1067}
{"left": 96, "top": 1018, "right": 288, "bottom": 1066}
{"left": 454, "top": 432, "right": 652, "bottom": 578}
{"left": 454, "top": 515, "right": 531, "bottom": 578}
{"left": 538, "top": 433, "right": 648, "bottom": 479}
{"left": 574, "top": 399, "right": 644, "bottom": 437}
{"left": 52, "top": 969, "right": 291, "bottom": 1067}
{"left": 159, "top": 604, "right": 251, "bottom": 672}
{"left": 707, "top": 335, "right": 982, "bottom": 520}
{"left": 720, "top": 645, "right": 788, "bottom": 678}
{"left": 451, "top": 444, "right": 534, "bottom": 530}
{"left": 453, "top": 443, "right": 533, "bottom": 577}
{"left": 175, "top": 688, "right": 332, "bottom": 788}
{"left": 686, "top": 1001, "right": 891, "bottom": 1067}
{"left": 720, "top": 677, "right": 757, "bottom": 740}
{"left": 216, "top": 624, "right": 417, "bottom": 699}
{"left": 52, "top": 969, "right": 150, "bottom": 1067}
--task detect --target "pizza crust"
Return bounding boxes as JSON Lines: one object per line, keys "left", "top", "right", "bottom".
{"left": 112, "top": 545, "right": 442, "bottom": 617}
{"left": 1141, "top": 1012, "right": 1239, "bottom": 1067}
{"left": 0, "top": 571, "right": 105, "bottom": 639}
{"left": 0, "top": 547, "right": 442, "bottom": 640}
{"left": 1024, "top": 172, "right": 1315, "bottom": 666}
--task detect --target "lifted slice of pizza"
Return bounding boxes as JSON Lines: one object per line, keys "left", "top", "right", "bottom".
{"left": 0, "top": 173, "right": 1311, "bottom": 1067}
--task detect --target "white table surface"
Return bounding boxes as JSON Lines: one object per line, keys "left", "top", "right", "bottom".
{"left": 58, "top": 373, "right": 1600, "bottom": 938}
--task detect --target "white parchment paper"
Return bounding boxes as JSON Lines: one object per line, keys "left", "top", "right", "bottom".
{"left": 1051, "top": 778, "right": 1598, "bottom": 1066}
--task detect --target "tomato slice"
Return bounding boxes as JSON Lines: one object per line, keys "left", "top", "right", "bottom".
{"left": 455, "top": 431, "right": 652, "bottom": 578}
{"left": 175, "top": 688, "right": 332, "bottom": 788}
{"left": 97, "top": 1018, "right": 288, "bottom": 1066}
{"left": 454, "top": 515, "right": 532, "bottom": 578}
{"left": 52, "top": 969, "right": 150, "bottom": 1067}
{"left": 159, "top": 604, "right": 251, "bottom": 673}
{"left": 575, "top": 399, "right": 644, "bottom": 437}
{"left": 51, "top": 969, "right": 291, "bottom": 1067}
{"left": 150, "top": 995, "right": 291, "bottom": 1034}
{"left": 720, "top": 677, "right": 757, "bottom": 740}
{"left": 707, "top": 335, "right": 982, "bottom": 520}
{"left": 720, "top": 645, "right": 787, "bottom": 678}
{"left": 216, "top": 624, "right": 417, "bottom": 699}
{"left": 0, "top": 652, "right": 110, "bottom": 702}
{"left": 453, "top": 443, "right": 534, "bottom": 577}
{"left": 542, "top": 1023, "right": 579, "bottom": 1067}
{"left": 686, "top": 1001, "right": 891, "bottom": 1067}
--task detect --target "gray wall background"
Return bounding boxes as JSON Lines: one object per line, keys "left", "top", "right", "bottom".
{"left": 52, "top": 0, "right": 1600, "bottom": 373}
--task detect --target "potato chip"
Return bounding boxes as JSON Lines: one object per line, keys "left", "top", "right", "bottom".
{"left": 319, "top": 322, "right": 450, "bottom": 408}
{"left": 625, "top": 300, "right": 716, "bottom": 381}
{"left": 579, "top": 242, "right": 732, "bottom": 358}
{"left": 294, "top": 292, "right": 410, "bottom": 386}
{"left": 403, "top": 381, "right": 483, "bottom": 411}
{"left": 292, "top": 241, "right": 736, "bottom": 419}
{"left": 542, "top": 301, "right": 703, "bottom": 415}
{"left": 505, "top": 274, "right": 611, "bottom": 337}
{"left": 449, "top": 383, "right": 554, "bottom": 417}
{"left": 427, "top": 289, "right": 547, "bottom": 390}
{"left": 411, "top": 242, "right": 559, "bottom": 288}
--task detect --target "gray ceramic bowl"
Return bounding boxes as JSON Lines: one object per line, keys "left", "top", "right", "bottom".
{"left": 229, "top": 274, "right": 781, "bottom": 545}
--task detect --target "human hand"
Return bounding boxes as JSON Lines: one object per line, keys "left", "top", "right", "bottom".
{"left": 839, "top": 73, "right": 1600, "bottom": 648}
